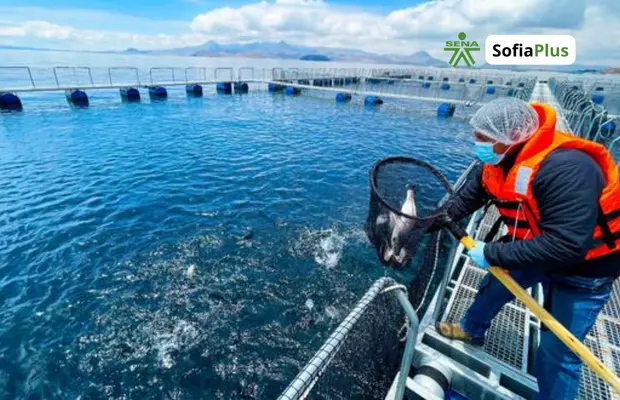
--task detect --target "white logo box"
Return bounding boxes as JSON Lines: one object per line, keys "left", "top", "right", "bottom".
{"left": 485, "top": 35, "right": 576, "bottom": 65}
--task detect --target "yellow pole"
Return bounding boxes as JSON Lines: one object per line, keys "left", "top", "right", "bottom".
{"left": 459, "top": 236, "right": 620, "bottom": 394}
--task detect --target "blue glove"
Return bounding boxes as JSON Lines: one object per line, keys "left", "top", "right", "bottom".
{"left": 468, "top": 241, "right": 491, "bottom": 270}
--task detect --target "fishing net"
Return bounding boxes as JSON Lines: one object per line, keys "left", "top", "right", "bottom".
{"left": 366, "top": 157, "right": 454, "bottom": 270}
{"left": 278, "top": 278, "right": 406, "bottom": 400}
{"left": 278, "top": 158, "right": 458, "bottom": 400}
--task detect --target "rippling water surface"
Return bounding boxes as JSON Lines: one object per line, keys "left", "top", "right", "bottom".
{"left": 0, "top": 82, "right": 474, "bottom": 398}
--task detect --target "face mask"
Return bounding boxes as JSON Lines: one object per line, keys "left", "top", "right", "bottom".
{"left": 474, "top": 142, "right": 504, "bottom": 165}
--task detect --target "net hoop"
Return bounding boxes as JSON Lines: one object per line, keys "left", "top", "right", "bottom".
{"left": 369, "top": 156, "right": 454, "bottom": 221}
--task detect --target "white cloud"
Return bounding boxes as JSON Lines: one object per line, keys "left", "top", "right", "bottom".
{"left": 188, "top": 0, "right": 615, "bottom": 59}
{"left": 0, "top": 0, "right": 618, "bottom": 64}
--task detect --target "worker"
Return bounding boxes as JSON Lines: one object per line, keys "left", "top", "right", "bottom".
{"left": 436, "top": 97, "right": 620, "bottom": 400}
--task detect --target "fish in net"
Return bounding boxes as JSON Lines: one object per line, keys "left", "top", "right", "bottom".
{"left": 366, "top": 156, "right": 454, "bottom": 270}
{"left": 279, "top": 158, "right": 459, "bottom": 400}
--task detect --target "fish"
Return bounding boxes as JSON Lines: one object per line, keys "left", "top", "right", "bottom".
{"left": 382, "top": 185, "right": 418, "bottom": 266}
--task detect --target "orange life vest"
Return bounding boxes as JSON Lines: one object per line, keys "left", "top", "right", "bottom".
{"left": 481, "top": 102, "right": 620, "bottom": 260}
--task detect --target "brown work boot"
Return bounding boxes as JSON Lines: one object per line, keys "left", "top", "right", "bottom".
{"left": 436, "top": 322, "right": 484, "bottom": 346}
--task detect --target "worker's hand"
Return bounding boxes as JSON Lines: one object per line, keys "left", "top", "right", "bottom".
{"left": 468, "top": 240, "right": 491, "bottom": 270}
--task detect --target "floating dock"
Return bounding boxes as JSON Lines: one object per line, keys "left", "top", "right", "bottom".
{"left": 0, "top": 66, "right": 536, "bottom": 115}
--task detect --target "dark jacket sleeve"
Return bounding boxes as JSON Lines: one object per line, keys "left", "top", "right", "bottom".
{"left": 484, "top": 149, "right": 605, "bottom": 271}
{"left": 445, "top": 163, "right": 490, "bottom": 222}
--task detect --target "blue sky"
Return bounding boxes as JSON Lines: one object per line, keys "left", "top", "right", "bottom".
{"left": 0, "top": 0, "right": 618, "bottom": 64}
{"left": 0, "top": 0, "right": 424, "bottom": 21}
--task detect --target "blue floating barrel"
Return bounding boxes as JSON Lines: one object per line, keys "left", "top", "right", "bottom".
{"left": 486, "top": 85, "right": 496, "bottom": 95}
{"left": 601, "top": 121, "right": 616, "bottom": 138}
{"left": 233, "top": 82, "right": 249, "bottom": 94}
{"left": 0, "top": 92, "right": 23, "bottom": 112}
{"left": 286, "top": 86, "right": 301, "bottom": 96}
{"left": 216, "top": 82, "right": 232, "bottom": 94}
{"left": 445, "top": 389, "right": 469, "bottom": 400}
{"left": 364, "top": 95, "right": 383, "bottom": 106}
{"left": 268, "top": 83, "right": 285, "bottom": 92}
{"left": 458, "top": 78, "right": 465, "bottom": 83}
{"left": 469, "top": 79, "right": 476, "bottom": 84}
{"left": 149, "top": 86, "right": 168, "bottom": 100}
{"left": 437, "top": 103, "right": 456, "bottom": 117}
{"left": 441, "top": 83, "right": 451, "bottom": 91}
{"left": 335, "top": 92, "right": 352, "bottom": 103}
{"left": 66, "top": 89, "right": 89, "bottom": 107}
{"left": 186, "top": 84, "right": 203, "bottom": 96}
{"left": 592, "top": 93, "right": 605, "bottom": 104}
{"left": 422, "top": 82, "right": 431, "bottom": 89}
{"left": 120, "top": 87, "right": 140, "bottom": 102}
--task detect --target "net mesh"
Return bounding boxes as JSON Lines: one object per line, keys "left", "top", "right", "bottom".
{"left": 302, "top": 293, "right": 404, "bottom": 399}
{"left": 278, "top": 278, "right": 405, "bottom": 400}
{"left": 366, "top": 157, "right": 454, "bottom": 270}
{"left": 470, "top": 98, "right": 539, "bottom": 144}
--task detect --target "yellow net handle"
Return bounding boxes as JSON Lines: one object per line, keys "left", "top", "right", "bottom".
{"left": 460, "top": 236, "right": 620, "bottom": 394}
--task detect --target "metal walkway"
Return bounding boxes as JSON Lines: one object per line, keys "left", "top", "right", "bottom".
{"left": 532, "top": 81, "right": 570, "bottom": 131}
{"left": 0, "top": 66, "right": 536, "bottom": 111}
{"left": 261, "top": 80, "right": 475, "bottom": 105}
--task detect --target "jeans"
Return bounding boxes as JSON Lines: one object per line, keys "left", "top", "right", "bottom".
{"left": 460, "top": 269, "right": 615, "bottom": 400}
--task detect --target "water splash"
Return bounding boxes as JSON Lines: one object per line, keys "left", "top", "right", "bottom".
{"left": 291, "top": 227, "right": 367, "bottom": 269}
{"left": 153, "top": 320, "right": 199, "bottom": 369}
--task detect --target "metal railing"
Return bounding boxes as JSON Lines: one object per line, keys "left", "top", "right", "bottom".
{"left": 278, "top": 277, "right": 419, "bottom": 400}
{"left": 549, "top": 77, "right": 619, "bottom": 143}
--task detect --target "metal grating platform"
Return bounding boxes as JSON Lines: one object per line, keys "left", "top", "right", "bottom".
{"left": 579, "top": 337, "right": 614, "bottom": 400}
{"left": 442, "top": 207, "right": 532, "bottom": 374}
{"left": 532, "top": 82, "right": 570, "bottom": 132}
{"left": 440, "top": 197, "right": 620, "bottom": 399}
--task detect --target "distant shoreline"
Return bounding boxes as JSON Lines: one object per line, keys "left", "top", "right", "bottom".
{"left": 0, "top": 45, "right": 615, "bottom": 73}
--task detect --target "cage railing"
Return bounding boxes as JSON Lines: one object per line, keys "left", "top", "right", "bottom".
{"left": 550, "top": 77, "right": 619, "bottom": 143}
{"left": 278, "top": 277, "right": 419, "bottom": 400}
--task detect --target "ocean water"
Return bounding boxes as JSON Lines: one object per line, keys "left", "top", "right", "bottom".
{"left": 0, "top": 51, "right": 475, "bottom": 399}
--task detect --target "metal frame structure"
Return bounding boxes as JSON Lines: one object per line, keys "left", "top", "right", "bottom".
{"left": 0, "top": 66, "right": 535, "bottom": 108}
{"left": 108, "top": 67, "right": 141, "bottom": 86}
{"left": 278, "top": 277, "right": 419, "bottom": 400}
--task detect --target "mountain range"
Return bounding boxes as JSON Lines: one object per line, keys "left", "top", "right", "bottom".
{"left": 119, "top": 41, "right": 615, "bottom": 72}
{"left": 120, "top": 40, "right": 450, "bottom": 67}
{"left": 1, "top": 41, "right": 614, "bottom": 72}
